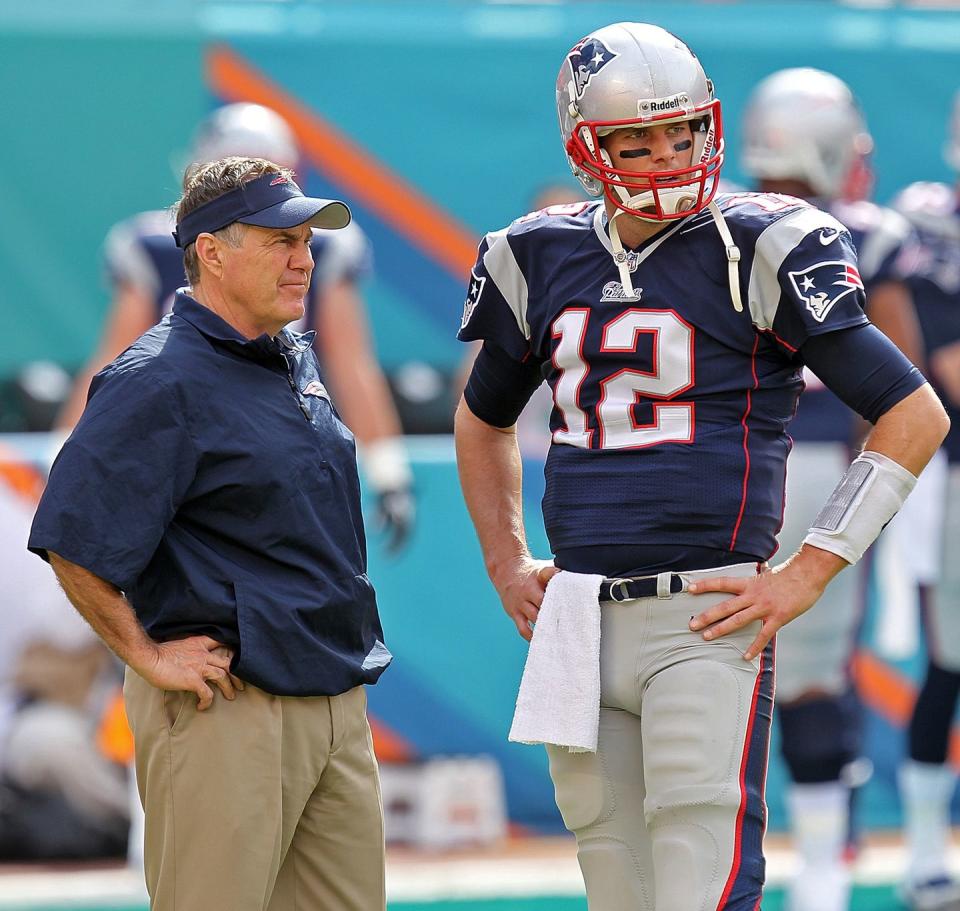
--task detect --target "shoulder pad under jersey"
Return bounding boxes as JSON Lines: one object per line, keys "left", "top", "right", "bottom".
{"left": 830, "top": 199, "right": 913, "bottom": 284}
{"left": 743, "top": 202, "right": 853, "bottom": 332}
{"left": 310, "top": 220, "right": 372, "bottom": 289}
{"left": 482, "top": 202, "right": 598, "bottom": 315}
{"left": 715, "top": 190, "right": 812, "bottom": 235}
{"left": 893, "top": 181, "right": 960, "bottom": 242}
{"left": 893, "top": 181, "right": 955, "bottom": 218}
{"left": 103, "top": 209, "right": 174, "bottom": 297}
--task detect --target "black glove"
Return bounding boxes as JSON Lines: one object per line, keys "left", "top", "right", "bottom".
{"left": 375, "top": 485, "right": 415, "bottom": 555}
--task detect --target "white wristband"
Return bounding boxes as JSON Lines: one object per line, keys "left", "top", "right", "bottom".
{"left": 360, "top": 438, "right": 413, "bottom": 493}
{"left": 802, "top": 451, "right": 917, "bottom": 565}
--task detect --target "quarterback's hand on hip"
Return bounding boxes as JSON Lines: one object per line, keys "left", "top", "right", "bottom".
{"left": 492, "top": 556, "right": 560, "bottom": 642}
{"left": 134, "top": 636, "right": 244, "bottom": 711}
{"left": 375, "top": 485, "right": 415, "bottom": 555}
{"left": 687, "top": 546, "right": 846, "bottom": 660}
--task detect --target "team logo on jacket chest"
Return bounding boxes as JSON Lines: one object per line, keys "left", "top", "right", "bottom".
{"left": 787, "top": 260, "right": 863, "bottom": 323}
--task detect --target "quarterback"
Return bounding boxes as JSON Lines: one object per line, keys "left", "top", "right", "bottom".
{"left": 455, "top": 22, "right": 948, "bottom": 911}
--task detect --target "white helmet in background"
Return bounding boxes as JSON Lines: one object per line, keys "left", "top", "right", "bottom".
{"left": 187, "top": 102, "right": 300, "bottom": 171}
{"left": 741, "top": 68, "right": 873, "bottom": 201}
{"left": 556, "top": 22, "right": 723, "bottom": 222}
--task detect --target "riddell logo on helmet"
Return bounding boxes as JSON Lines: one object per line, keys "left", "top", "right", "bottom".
{"left": 639, "top": 94, "right": 690, "bottom": 116}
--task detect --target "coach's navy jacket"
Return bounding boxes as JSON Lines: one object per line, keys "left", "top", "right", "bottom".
{"left": 29, "top": 292, "right": 391, "bottom": 696}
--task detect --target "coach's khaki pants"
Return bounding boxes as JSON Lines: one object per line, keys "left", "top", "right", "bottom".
{"left": 547, "top": 563, "right": 774, "bottom": 911}
{"left": 123, "top": 670, "right": 385, "bottom": 911}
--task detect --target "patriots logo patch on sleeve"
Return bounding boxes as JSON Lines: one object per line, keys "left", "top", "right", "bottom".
{"left": 567, "top": 37, "right": 617, "bottom": 98}
{"left": 461, "top": 270, "right": 486, "bottom": 329}
{"left": 787, "top": 261, "right": 864, "bottom": 323}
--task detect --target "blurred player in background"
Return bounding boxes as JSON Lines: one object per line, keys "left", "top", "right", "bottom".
{"left": 889, "top": 91, "right": 960, "bottom": 911}
{"left": 456, "top": 21, "right": 946, "bottom": 909}
{"left": 57, "top": 102, "right": 415, "bottom": 553}
{"left": 740, "top": 68, "right": 926, "bottom": 911}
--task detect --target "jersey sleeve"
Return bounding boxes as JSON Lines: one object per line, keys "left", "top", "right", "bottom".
{"left": 456, "top": 227, "right": 532, "bottom": 362}
{"left": 310, "top": 221, "right": 373, "bottom": 291}
{"left": 28, "top": 365, "right": 198, "bottom": 592}
{"left": 746, "top": 205, "right": 869, "bottom": 350}
{"left": 103, "top": 216, "right": 163, "bottom": 297}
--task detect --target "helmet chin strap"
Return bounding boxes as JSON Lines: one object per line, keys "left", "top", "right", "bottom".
{"left": 607, "top": 210, "right": 641, "bottom": 300}
{"left": 607, "top": 198, "right": 743, "bottom": 314}
{"left": 707, "top": 200, "right": 743, "bottom": 313}
{"left": 597, "top": 138, "right": 740, "bottom": 314}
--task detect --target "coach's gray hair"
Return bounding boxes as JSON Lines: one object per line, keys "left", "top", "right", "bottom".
{"left": 175, "top": 156, "right": 296, "bottom": 286}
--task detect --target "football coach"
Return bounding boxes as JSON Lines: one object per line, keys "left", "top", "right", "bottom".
{"left": 28, "top": 157, "right": 391, "bottom": 911}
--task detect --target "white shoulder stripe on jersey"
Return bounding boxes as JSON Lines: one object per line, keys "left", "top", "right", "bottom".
{"left": 311, "top": 221, "right": 369, "bottom": 289}
{"left": 483, "top": 228, "right": 531, "bottom": 340}
{"left": 856, "top": 209, "right": 909, "bottom": 283}
{"left": 103, "top": 217, "right": 165, "bottom": 298}
{"left": 747, "top": 207, "right": 848, "bottom": 330}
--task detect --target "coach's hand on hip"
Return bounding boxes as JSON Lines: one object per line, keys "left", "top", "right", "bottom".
{"left": 687, "top": 544, "right": 848, "bottom": 660}
{"left": 134, "top": 637, "right": 244, "bottom": 711}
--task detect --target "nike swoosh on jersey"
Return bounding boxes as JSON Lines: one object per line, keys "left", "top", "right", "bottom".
{"left": 819, "top": 229, "right": 841, "bottom": 245}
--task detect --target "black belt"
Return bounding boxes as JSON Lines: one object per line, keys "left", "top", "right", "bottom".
{"left": 599, "top": 573, "right": 685, "bottom": 603}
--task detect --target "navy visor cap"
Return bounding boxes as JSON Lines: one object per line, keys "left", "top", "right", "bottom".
{"left": 174, "top": 171, "right": 351, "bottom": 249}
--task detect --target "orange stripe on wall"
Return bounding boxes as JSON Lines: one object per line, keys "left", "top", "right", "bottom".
{"left": 369, "top": 715, "right": 416, "bottom": 763}
{"left": 206, "top": 45, "right": 479, "bottom": 281}
{"left": 0, "top": 444, "right": 46, "bottom": 505}
{"left": 852, "top": 649, "right": 960, "bottom": 770}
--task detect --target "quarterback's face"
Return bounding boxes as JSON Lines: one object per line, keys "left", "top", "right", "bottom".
{"left": 601, "top": 122, "right": 695, "bottom": 173}
{"left": 219, "top": 223, "right": 314, "bottom": 337}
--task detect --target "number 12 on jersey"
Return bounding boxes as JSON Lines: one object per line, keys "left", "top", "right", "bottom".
{"left": 551, "top": 308, "right": 695, "bottom": 450}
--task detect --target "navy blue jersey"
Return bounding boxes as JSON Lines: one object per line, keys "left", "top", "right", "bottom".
{"left": 103, "top": 209, "right": 373, "bottom": 331}
{"left": 894, "top": 182, "right": 960, "bottom": 462}
{"left": 778, "top": 198, "right": 915, "bottom": 445}
{"left": 458, "top": 194, "right": 872, "bottom": 559}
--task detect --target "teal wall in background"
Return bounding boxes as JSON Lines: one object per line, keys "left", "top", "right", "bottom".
{"left": 0, "top": 11, "right": 206, "bottom": 374}
{"left": 2, "top": 2, "right": 960, "bottom": 379}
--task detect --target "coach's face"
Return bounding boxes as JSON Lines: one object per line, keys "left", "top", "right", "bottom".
{"left": 220, "top": 223, "right": 314, "bottom": 337}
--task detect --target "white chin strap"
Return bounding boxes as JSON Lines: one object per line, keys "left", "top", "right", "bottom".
{"left": 606, "top": 198, "right": 743, "bottom": 314}
{"left": 707, "top": 200, "right": 743, "bottom": 313}
{"left": 607, "top": 210, "right": 641, "bottom": 300}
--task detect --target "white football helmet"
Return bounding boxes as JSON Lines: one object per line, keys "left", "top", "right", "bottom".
{"left": 741, "top": 68, "right": 874, "bottom": 201}
{"left": 187, "top": 102, "right": 300, "bottom": 171}
{"left": 556, "top": 22, "right": 723, "bottom": 222}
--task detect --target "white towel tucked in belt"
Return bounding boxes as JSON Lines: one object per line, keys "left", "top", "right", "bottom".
{"left": 508, "top": 570, "right": 604, "bottom": 753}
